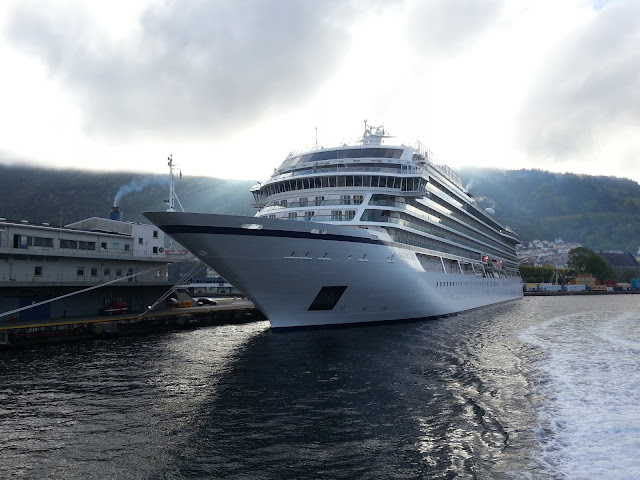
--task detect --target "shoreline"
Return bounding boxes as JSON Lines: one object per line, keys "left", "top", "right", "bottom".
{"left": 524, "top": 290, "right": 640, "bottom": 296}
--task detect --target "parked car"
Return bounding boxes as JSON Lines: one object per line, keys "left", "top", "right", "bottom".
{"left": 167, "top": 298, "right": 193, "bottom": 308}
{"left": 195, "top": 297, "right": 218, "bottom": 306}
{"left": 166, "top": 298, "right": 181, "bottom": 309}
{"left": 100, "top": 301, "right": 129, "bottom": 315}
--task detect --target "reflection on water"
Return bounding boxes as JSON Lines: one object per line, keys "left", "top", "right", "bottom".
{"left": 0, "top": 296, "right": 638, "bottom": 479}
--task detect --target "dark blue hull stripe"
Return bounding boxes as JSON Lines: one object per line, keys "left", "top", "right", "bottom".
{"left": 160, "top": 224, "right": 385, "bottom": 246}
{"left": 160, "top": 224, "right": 520, "bottom": 274}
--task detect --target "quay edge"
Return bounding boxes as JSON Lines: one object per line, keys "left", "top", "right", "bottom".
{"left": 524, "top": 290, "right": 640, "bottom": 296}
{"left": 0, "top": 302, "right": 265, "bottom": 351}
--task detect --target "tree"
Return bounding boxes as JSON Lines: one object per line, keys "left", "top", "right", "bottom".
{"left": 567, "top": 247, "right": 616, "bottom": 282}
{"left": 585, "top": 254, "right": 616, "bottom": 282}
{"left": 567, "top": 247, "right": 595, "bottom": 274}
{"left": 619, "top": 269, "right": 637, "bottom": 283}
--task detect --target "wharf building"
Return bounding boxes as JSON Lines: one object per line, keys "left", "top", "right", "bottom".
{"left": 0, "top": 209, "right": 175, "bottom": 322}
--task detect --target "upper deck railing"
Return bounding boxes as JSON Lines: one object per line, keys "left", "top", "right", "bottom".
{"left": 271, "top": 132, "right": 464, "bottom": 191}
{"left": 264, "top": 164, "right": 427, "bottom": 184}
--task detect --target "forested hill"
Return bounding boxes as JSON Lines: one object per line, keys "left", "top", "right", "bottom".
{"left": 1, "top": 163, "right": 639, "bottom": 253}
{"left": 457, "top": 168, "right": 640, "bottom": 253}
{"left": 0, "top": 164, "right": 256, "bottom": 226}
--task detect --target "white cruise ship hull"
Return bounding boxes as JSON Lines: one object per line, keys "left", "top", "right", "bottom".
{"left": 145, "top": 212, "right": 522, "bottom": 329}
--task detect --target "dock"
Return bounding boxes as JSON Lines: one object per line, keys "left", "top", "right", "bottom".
{"left": 0, "top": 298, "right": 265, "bottom": 350}
{"left": 524, "top": 290, "right": 640, "bottom": 296}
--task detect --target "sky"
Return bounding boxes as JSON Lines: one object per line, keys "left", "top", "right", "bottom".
{"left": 0, "top": 0, "right": 639, "bottom": 183}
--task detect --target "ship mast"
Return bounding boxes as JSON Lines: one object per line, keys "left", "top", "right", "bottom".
{"left": 166, "top": 154, "right": 184, "bottom": 212}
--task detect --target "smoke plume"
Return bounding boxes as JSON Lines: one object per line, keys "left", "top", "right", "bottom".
{"left": 113, "top": 177, "right": 169, "bottom": 206}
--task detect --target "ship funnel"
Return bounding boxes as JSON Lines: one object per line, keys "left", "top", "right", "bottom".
{"left": 109, "top": 206, "right": 124, "bottom": 222}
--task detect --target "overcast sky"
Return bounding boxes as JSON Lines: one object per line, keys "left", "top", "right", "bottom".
{"left": 1, "top": 0, "right": 639, "bottom": 183}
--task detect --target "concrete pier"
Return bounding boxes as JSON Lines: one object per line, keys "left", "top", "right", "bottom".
{"left": 0, "top": 298, "right": 265, "bottom": 350}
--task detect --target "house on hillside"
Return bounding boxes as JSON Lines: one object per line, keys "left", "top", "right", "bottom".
{"left": 599, "top": 251, "right": 640, "bottom": 279}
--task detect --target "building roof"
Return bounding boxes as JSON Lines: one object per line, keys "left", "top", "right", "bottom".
{"left": 599, "top": 252, "right": 640, "bottom": 268}
{"left": 0, "top": 217, "right": 130, "bottom": 237}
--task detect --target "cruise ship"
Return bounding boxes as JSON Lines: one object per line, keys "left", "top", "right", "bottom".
{"left": 144, "top": 124, "right": 522, "bottom": 329}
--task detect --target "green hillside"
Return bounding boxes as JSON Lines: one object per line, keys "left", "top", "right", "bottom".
{"left": 458, "top": 168, "right": 640, "bottom": 252}
{"left": 0, "top": 164, "right": 256, "bottom": 225}
{"left": 1, "top": 163, "right": 639, "bottom": 253}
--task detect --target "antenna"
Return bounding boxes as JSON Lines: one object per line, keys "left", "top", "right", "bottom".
{"left": 315, "top": 127, "right": 318, "bottom": 148}
{"left": 166, "top": 155, "right": 185, "bottom": 213}
{"left": 167, "top": 155, "right": 175, "bottom": 212}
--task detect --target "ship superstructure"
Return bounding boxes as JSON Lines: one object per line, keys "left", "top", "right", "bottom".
{"left": 145, "top": 124, "right": 521, "bottom": 329}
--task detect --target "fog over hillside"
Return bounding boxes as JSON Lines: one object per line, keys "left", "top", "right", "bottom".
{"left": 2, "top": 163, "right": 639, "bottom": 253}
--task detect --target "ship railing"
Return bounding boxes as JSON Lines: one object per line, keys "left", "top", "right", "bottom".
{"left": 285, "top": 135, "right": 428, "bottom": 158}
{"left": 282, "top": 214, "right": 357, "bottom": 222}
{"left": 281, "top": 136, "right": 462, "bottom": 189}
{"left": 499, "top": 228, "right": 519, "bottom": 239}
{"left": 315, "top": 199, "right": 363, "bottom": 207}
{"left": 284, "top": 135, "right": 403, "bottom": 159}
{"left": 268, "top": 165, "right": 427, "bottom": 182}
{"left": 265, "top": 198, "right": 365, "bottom": 209}
{"left": 380, "top": 217, "right": 516, "bottom": 260}
{"left": 368, "top": 199, "right": 408, "bottom": 208}
{"left": 367, "top": 200, "right": 518, "bottom": 255}
{"left": 412, "top": 140, "right": 464, "bottom": 190}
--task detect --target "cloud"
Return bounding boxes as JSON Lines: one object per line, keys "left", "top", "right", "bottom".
{"left": 406, "top": 0, "right": 505, "bottom": 57}
{"left": 6, "top": 0, "right": 367, "bottom": 139}
{"left": 515, "top": 0, "right": 640, "bottom": 164}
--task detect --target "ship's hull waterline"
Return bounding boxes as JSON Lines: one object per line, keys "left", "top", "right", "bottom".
{"left": 145, "top": 212, "right": 522, "bottom": 329}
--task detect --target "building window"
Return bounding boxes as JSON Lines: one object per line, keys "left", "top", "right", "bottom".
{"left": 153, "top": 246, "right": 158, "bottom": 254}
{"left": 341, "top": 195, "right": 351, "bottom": 205}
{"left": 77, "top": 267, "right": 84, "bottom": 276}
{"left": 61, "top": 239, "right": 78, "bottom": 249}
{"left": 34, "top": 266, "right": 43, "bottom": 276}
{"left": 90, "top": 267, "right": 98, "bottom": 276}
{"left": 124, "top": 245, "right": 130, "bottom": 252}
{"left": 288, "top": 212, "right": 298, "bottom": 220}
{"left": 101, "top": 242, "right": 107, "bottom": 251}
{"left": 299, "top": 197, "right": 308, "bottom": 207}
{"left": 315, "top": 196, "right": 325, "bottom": 206}
{"left": 33, "top": 237, "right": 53, "bottom": 248}
{"left": 353, "top": 195, "right": 364, "bottom": 204}
{"left": 305, "top": 211, "right": 314, "bottom": 221}
{"left": 345, "top": 210, "right": 356, "bottom": 220}
{"left": 153, "top": 230, "right": 159, "bottom": 238}
{"left": 331, "top": 210, "right": 343, "bottom": 221}
{"left": 104, "top": 267, "right": 111, "bottom": 276}
{"left": 116, "top": 268, "right": 122, "bottom": 277}
{"left": 139, "top": 238, "right": 144, "bottom": 245}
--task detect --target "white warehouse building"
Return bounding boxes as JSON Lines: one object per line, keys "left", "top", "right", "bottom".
{"left": 0, "top": 211, "right": 175, "bottom": 321}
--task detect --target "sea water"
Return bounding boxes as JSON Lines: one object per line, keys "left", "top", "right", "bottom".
{"left": 0, "top": 295, "right": 637, "bottom": 479}
{"left": 520, "top": 297, "right": 640, "bottom": 479}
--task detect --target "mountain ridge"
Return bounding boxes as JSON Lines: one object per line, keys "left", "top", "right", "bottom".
{"left": 1, "top": 163, "right": 638, "bottom": 253}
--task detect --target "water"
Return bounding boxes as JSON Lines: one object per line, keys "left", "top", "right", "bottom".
{"left": 0, "top": 295, "right": 638, "bottom": 479}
